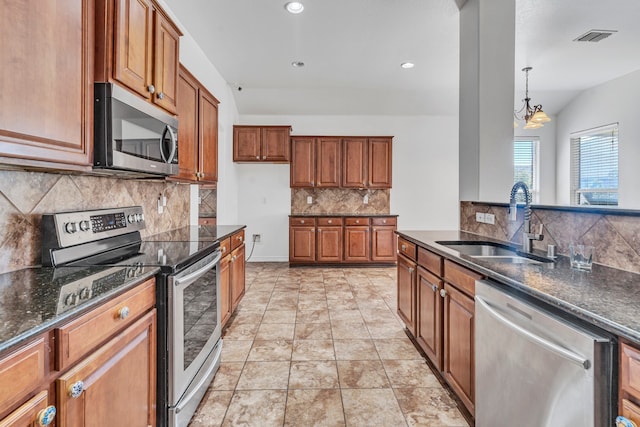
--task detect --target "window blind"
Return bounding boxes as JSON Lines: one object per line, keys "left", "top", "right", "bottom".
{"left": 570, "top": 124, "right": 618, "bottom": 206}
{"left": 514, "top": 138, "right": 538, "bottom": 201}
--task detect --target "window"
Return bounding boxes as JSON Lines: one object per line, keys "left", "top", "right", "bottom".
{"left": 513, "top": 138, "right": 539, "bottom": 202}
{"left": 570, "top": 124, "right": 618, "bottom": 206}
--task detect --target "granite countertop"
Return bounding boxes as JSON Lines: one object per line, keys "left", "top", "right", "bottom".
{"left": 397, "top": 230, "right": 640, "bottom": 343}
{"left": 290, "top": 213, "right": 398, "bottom": 217}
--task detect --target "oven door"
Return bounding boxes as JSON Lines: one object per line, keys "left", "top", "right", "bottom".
{"left": 168, "top": 249, "right": 222, "bottom": 406}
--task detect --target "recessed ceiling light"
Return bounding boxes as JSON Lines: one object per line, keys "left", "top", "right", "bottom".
{"left": 291, "top": 61, "right": 305, "bottom": 68}
{"left": 400, "top": 62, "right": 415, "bottom": 69}
{"left": 285, "top": 2, "right": 304, "bottom": 14}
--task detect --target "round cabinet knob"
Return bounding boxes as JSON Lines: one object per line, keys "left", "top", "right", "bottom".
{"left": 37, "top": 405, "right": 56, "bottom": 426}
{"left": 383, "top": 220, "right": 387, "bottom": 224}
{"left": 401, "top": 244, "right": 407, "bottom": 250}
{"left": 256, "top": 156, "right": 260, "bottom": 159}
{"left": 408, "top": 267, "right": 414, "bottom": 273}
{"left": 440, "top": 289, "right": 447, "bottom": 298}
{"left": 328, "top": 220, "right": 332, "bottom": 224}
{"left": 157, "top": 92, "right": 165, "bottom": 100}
{"left": 221, "top": 246, "right": 226, "bottom": 253}
{"left": 65, "top": 222, "right": 78, "bottom": 234}
{"left": 128, "top": 214, "right": 135, "bottom": 223}
{"left": 79, "top": 220, "right": 91, "bottom": 231}
{"left": 238, "top": 236, "right": 243, "bottom": 242}
{"left": 68, "top": 380, "right": 84, "bottom": 398}
{"left": 117, "top": 306, "right": 130, "bottom": 320}
{"left": 355, "top": 220, "right": 359, "bottom": 224}
{"left": 431, "top": 284, "right": 438, "bottom": 292}
{"left": 147, "top": 84, "right": 155, "bottom": 94}
{"left": 262, "top": 156, "right": 266, "bottom": 160}
{"left": 300, "top": 220, "right": 305, "bottom": 224}
{"left": 318, "top": 229, "right": 322, "bottom": 233}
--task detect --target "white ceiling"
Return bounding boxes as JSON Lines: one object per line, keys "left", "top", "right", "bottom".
{"left": 163, "top": 0, "right": 640, "bottom": 117}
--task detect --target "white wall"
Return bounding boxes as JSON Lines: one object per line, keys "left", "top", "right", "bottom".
{"left": 236, "top": 115, "right": 460, "bottom": 262}
{"left": 556, "top": 69, "right": 640, "bottom": 208}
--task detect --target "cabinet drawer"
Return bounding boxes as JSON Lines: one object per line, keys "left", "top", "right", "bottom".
{"left": 290, "top": 217, "right": 316, "bottom": 227}
{"left": 621, "top": 342, "right": 640, "bottom": 398}
{"left": 345, "top": 217, "right": 370, "bottom": 226}
{"left": 198, "top": 217, "right": 216, "bottom": 226}
{"left": 371, "top": 217, "right": 396, "bottom": 226}
{"left": 220, "top": 237, "right": 231, "bottom": 257}
{"left": 418, "top": 247, "right": 443, "bottom": 276}
{"left": 231, "top": 230, "right": 245, "bottom": 250}
{"left": 622, "top": 399, "right": 640, "bottom": 426}
{"left": 317, "top": 217, "right": 343, "bottom": 226}
{"left": 443, "top": 259, "right": 483, "bottom": 297}
{"left": 0, "top": 390, "right": 50, "bottom": 427}
{"left": 0, "top": 336, "right": 47, "bottom": 416}
{"left": 397, "top": 237, "right": 417, "bottom": 261}
{"left": 55, "top": 278, "right": 155, "bottom": 370}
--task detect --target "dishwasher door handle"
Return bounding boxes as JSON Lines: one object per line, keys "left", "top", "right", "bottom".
{"left": 475, "top": 295, "right": 591, "bottom": 369}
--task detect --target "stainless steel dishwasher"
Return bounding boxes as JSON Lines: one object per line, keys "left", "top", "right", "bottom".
{"left": 475, "top": 280, "right": 614, "bottom": 427}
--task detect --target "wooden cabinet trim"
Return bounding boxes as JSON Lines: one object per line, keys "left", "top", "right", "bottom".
{"left": 55, "top": 278, "right": 155, "bottom": 370}
{"left": 397, "top": 254, "right": 417, "bottom": 334}
{"left": 416, "top": 266, "right": 443, "bottom": 371}
{"left": 371, "top": 217, "right": 396, "bottom": 226}
{"left": 418, "top": 247, "right": 443, "bottom": 277}
{"left": 397, "top": 237, "right": 417, "bottom": 261}
{"left": 443, "top": 259, "right": 483, "bottom": 297}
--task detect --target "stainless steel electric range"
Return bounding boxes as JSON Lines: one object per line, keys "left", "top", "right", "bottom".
{"left": 41, "top": 206, "right": 222, "bottom": 427}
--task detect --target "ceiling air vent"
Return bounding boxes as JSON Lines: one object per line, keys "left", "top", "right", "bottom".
{"left": 573, "top": 30, "right": 617, "bottom": 43}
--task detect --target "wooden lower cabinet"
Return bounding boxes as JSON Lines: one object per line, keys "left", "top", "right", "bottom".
{"left": 416, "top": 266, "right": 443, "bottom": 371}
{"left": 219, "top": 231, "right": 246, "bottom": 328}
{"left": 443, "top": 282, "right": 475, "bottom": 415}
{"left": 0, "top": 390, "right": 51, "bottom": 427}
{"left": 371, "top": 224, "right": 397, "bottom": 262}
{"left": 343, "top": 226, "right": 370, "bottom": 262}
{"left": 230, "top": 243, "right": 246, "bottom": 312}
{"left": 317, "top": 225, "right": 342, "bottom": 262}
{"left": 396, "top": 254, "right": 416, "bottom": 335}
{"left": 219, "top": 255, "right": 231, "bottom": 327}
{"left": 289, "top": 219, "right": 316, "bottom": 263}
{"left": 620, "top": 341, "right": 640, "bottom": 425}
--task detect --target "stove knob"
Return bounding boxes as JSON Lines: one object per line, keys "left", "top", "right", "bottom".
{"left": 79, "top": 287, "right": 90, "bottom": 300}
{"left": 65, "top": 293, "right": 78, "bottom": 306}
{"left": 128, "top": 214, "right": 135, "bottom": 223}
{"left": 79, "top": 220, "right": 91, "bottom": 231}
{"left": 139, "top": 213, "right": 144, "bottom": 222}
{"left": 64, "top": 222, "right": 78, "bottom": 234}
{"left": 135, "top": 213, "right": 142, "bottom": 222}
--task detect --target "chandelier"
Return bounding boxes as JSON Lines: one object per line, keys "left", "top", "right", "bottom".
{"left": 514, "top": 67, "right": 550, "bottom": 129}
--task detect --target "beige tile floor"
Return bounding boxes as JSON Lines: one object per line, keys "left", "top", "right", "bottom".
{"left": 189, "top": 263, "right": 469, "bottom": 427}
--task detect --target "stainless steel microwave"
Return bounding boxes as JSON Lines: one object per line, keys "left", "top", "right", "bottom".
{"left": 94, "top": 83, "right": 178, "bottom": 176}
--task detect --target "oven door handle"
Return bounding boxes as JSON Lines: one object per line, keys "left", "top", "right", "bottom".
{"left": 173, "top": 251, "right": 222, "bottom": 288}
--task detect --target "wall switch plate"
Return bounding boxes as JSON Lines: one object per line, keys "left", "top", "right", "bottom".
{"left": 485, "top": 213, "right": 495, "bottom": 225}
{"left": 475, "top": 212, "right": 485, "bottom": 222}
{"left": 307, "top": 196, "right": 313, "bottom": 204}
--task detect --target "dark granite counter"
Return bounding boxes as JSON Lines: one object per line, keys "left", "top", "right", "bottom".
{"left": 290, "top": 213, "right": 398, "bottom": 217}
{"left": 143, "top": 225, "right": 246, "bottom": 243}
{"left": 397, "top": 230, "right": 640, "bottom": 343}
{"left": 0, "top": 266, "right": 159, "bottom": 353}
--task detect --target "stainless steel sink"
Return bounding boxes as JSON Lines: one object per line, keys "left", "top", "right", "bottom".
{"left": 435, "top": 241, "right": 553, "bottom": 264}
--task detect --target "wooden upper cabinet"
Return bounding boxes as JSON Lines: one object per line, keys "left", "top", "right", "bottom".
{"left": 290, "top": 137, "right": 315, "bottom": 187}
{"left": 316, "top": 138, "right": 341, "bottom": 187}
{"left": 0, "top": 0, "right": 93, "bottom": 170}
{"left": 368, "top": 137, "right": 392, "bottom": 188}
{"left": 174, "top": 65, "right": 219, "bottom": 183}
{"left": 233, "top": 126, "right": 291, "bottom": 162}
{"left": 97, "top": 0, "right": 182, "bottom": 114}
{"left": 342, "top": 138, "right": 368, "bottom": 188}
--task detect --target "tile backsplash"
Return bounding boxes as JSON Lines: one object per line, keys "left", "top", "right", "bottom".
{"left": 461, "top": 201, "right": 640, "bottom": 274}
{"left": 199, "top": 187, "right": 217, "bottom": 216}
{"left": 0, "top": 170, "right": 190, "bottom": 273}
{"left": 291, "top": 188, "right": 390, "bottom": 215}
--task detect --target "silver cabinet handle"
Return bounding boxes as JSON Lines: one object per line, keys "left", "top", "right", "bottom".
{"left": 431, "top": 284, "right": 438, "bottom": 292}
{"left": 440, "top": 289, "right": 447, "bottom": 298}
{"left": 401, "top": 244, "right": 407, "bottom": 250}
{"left": 408, "top": 267, "right": 414, "bottom": 273}
{"left": 158, "top": 92, "right": 164, "bottom": 100}
{"left": 117, "top": 306, "right": 130, "bottom": 320}
{"left": 475, "top": 296, "right": 590, "bottom": 369}
{"left": 147, "top": 84, "right": 155, "bottom": 94}
{"left": 68, "top": 380, "right": 84, "bottom": 398}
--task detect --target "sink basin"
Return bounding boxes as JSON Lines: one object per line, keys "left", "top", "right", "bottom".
{"left": 435, "top": 240, "right": 553, "bottom": 264}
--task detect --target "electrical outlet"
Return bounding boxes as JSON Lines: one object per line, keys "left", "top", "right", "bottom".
{"left": 307, "top": 196, "right": 313, "bottom": 204}
{"left": 485, "top": 213, "right": 495, "bottom": 225}
{"left": 252, "top": 234, "right": 261, "bottom": 243}
{"left": 363, "top": 194, "right": 369, "bottom": 204}
{"left": 475, "top": 212, "right": 485, "bottom": 223}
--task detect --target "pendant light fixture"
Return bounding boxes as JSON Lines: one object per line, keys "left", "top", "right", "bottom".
{"left": 514, "top": 67, "right": 550, "bottom": 129}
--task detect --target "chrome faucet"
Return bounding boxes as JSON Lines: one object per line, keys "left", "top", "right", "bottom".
{"left": 509, "top": 181, "right": 543, "bottom": 252}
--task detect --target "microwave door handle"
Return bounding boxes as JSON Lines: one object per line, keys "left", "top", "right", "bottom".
{"left": 160, "top": 125, "right": 177, "bottom": 164}
{"left": 173, "top": 251, "right": 222, "bottom": 288}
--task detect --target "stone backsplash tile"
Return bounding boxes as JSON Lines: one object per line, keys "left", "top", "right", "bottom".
{"left": 199, "top": 187, "right": 217, "bottom": 216}
{"left": 291, "top": 188, "right": 390, "bottom": 215}
{"left": 461, "top": 201, "right": 640, "bottom": 274}
{"left": 0, "top": 170, "right": 191, "bottom": 274}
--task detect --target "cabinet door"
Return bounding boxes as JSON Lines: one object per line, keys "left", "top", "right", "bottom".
{"left": 342, "top": 138, "right": 368, "bottom": 188}
{"left": 290, "top": 137, "right": 316, "bottom": 187}
{"left": 397, "top": 254, "right": 416, "bottom": 335}
{"left": 316, "top": 226, "right": 342, "bottom": 262}
{"left": 0, "top": 390, "right": 52, "bottom": 427}
{"left": 56, "top": 310, "right": 156, "bottom": 427}
{"left": 175, "top": 68, "right": 199, "bottom": 181}
{"left": 368, "top": 138, "right": 392, "bottom": 188}
{"left": 289, "top": 226, "right": 316, "bottom": 263}
{"left": 316, "top": 137, "right": 341, "bottom": 187}
{"left": 198, "top": 89, "right": 219, "bottom": 183}
{"left": 0, "top": 0, "right": 92, "bottom": 169}
{"left": 113, "top": 0, "right": 153, "bottom": 99}
{"left": 417, "top": 267, "right": 443, "bottom": 371}
{"left": 230, "top": 245, "right": 246, "bottom": 311}
{"left": 443, "top": 283, "right": 475, "bottom": 414}
{"left": 219, "top": 256, "right": 231, "bottom": 328}
{"left": 261, "top": 127, "right": 290, "bottom": 162}
{"left": 233, "top": 127, "right": 261, "bottom": 161}
{"left": 371, "top": 226, "right": 396, "bottom": 262}
{"left": 152, "top": 10, "right": 180, "bottom": 114}
{"left": 343, "top": 226, "right": 370, "bottom": 262}
{"left": 621, "top": 399, "right": 640, "bottom": 427}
